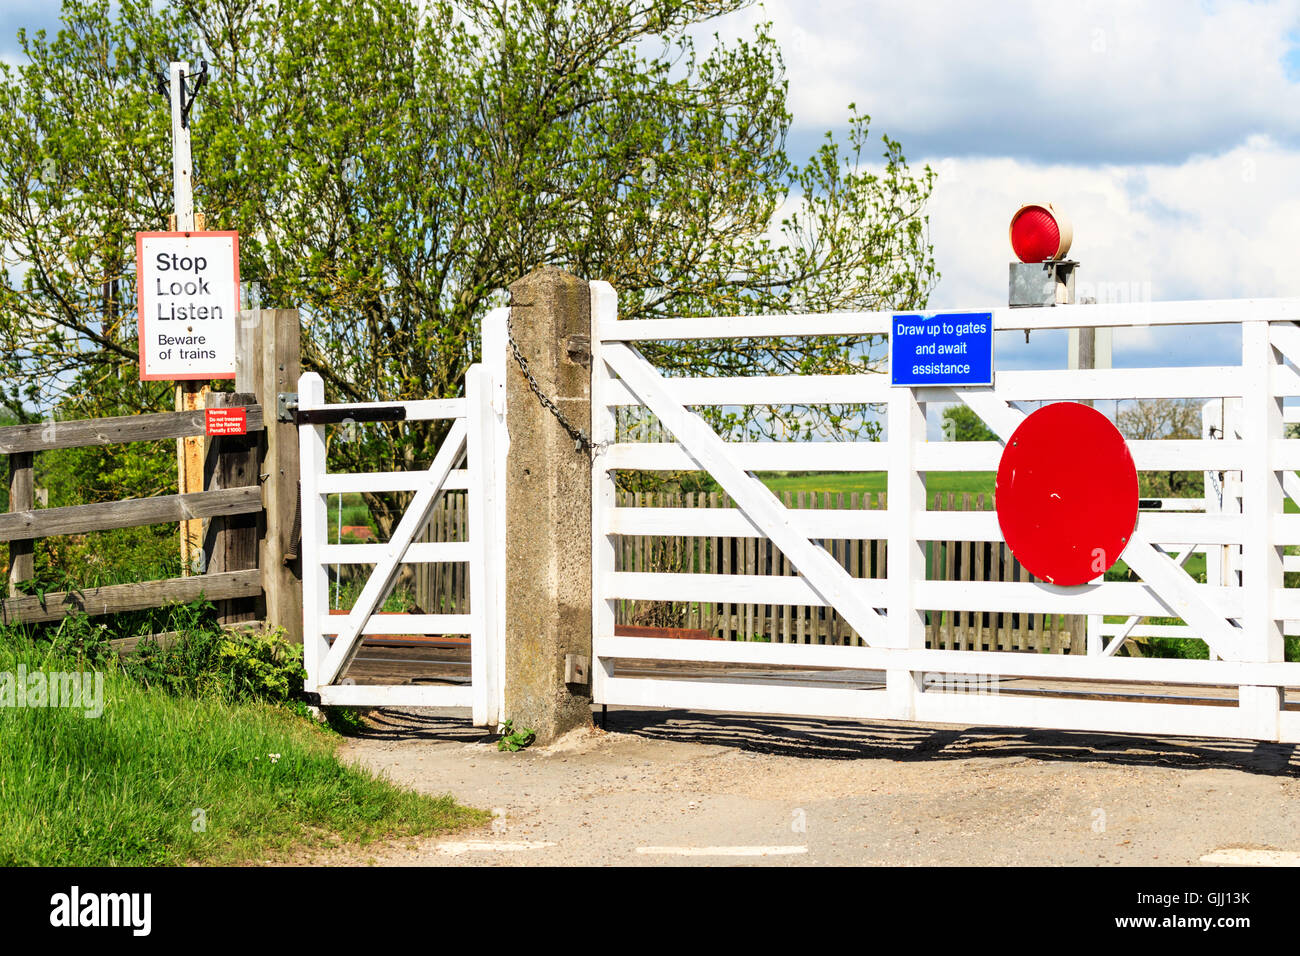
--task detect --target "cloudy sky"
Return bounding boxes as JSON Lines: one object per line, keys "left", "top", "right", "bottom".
{"left": 4, "top": 0, "right": 1296, "bottom": 376}
{"left": 702, "top": 0, "right": 1300, "bottom": 375}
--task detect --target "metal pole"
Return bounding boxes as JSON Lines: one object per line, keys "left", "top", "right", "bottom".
{"left": 170, "top": 62, "right": 195, "bottom": 232}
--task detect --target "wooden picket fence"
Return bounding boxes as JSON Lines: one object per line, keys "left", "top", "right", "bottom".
{"left": 412, "top": 490, "right": 470, "bottom": 617}
{"left": 404, "top": 486, "right": 1085, "bottom": 652}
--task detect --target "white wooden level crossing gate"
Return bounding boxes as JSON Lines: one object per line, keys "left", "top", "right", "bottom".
{"left": 590, "top": 286, "right": 1300, "bottom": 743}
{"left": 296, "top": 333, "right": 507, "bottom": 725}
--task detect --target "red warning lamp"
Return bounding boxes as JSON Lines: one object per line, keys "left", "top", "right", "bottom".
{"left": 1009, "top": 203, "right": 1073, "bottom": 263}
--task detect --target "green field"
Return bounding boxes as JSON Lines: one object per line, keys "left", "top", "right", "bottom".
{"left": 759, "top": 471, "right": 996, "bottom": 502}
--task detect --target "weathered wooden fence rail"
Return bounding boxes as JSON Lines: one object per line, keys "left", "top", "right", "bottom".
{"left": 0, "top": 308, "right": 302, "bottom": 639}
{"left": 0, "top": 404, "right": 266, "bottom": 624}
{"left": 0, "top": 405, "right": 266, "bottom": 454}
{"left": 0, "top": 570, "right": 262, "bottom": 626}
{"left": 0, "top": 486, "right": 263, "bottom": 541}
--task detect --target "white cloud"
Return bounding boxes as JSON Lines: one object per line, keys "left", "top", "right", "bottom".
{"left": 922, "top": 135, "right": 1300, "bottom": 312}
{"left": 707, "top": 0, "right": 1300, "bottom": 162}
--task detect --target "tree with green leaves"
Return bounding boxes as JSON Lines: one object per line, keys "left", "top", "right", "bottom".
{"left": 941, "top": 404, "right": 996, "bottom": 443}
{"left": 1117, "top": 397, "right": 1204, "bottom": 498}
{"left": 0, "top": 0, "right": 937, "bottom": 534}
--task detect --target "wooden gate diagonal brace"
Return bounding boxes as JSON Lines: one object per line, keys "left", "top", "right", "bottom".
{"left": 318, "top": 417, "right": 469, "bottom": 686}
{"left": 601, "top": 342, "right": 888, "bottom": 645}
{"left": 1120, "top": 532, "right": 1242, "bottom": 659}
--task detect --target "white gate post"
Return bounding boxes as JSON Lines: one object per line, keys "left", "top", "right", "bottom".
{"left": 482, "top": 307, "right": 510, "bottom": 726}
{"left": 297, "top": 372, "right": 330, "bottom": 695}
{"left": 1240, "top": 321, "right": 1285, "bottom": 739}
{"left": 590, "top": 282, "right": 619, "bottom": 706}
{"left": 886, "top": 388, "right": 927, "bottom": 717}
{"left": 467, "top": 363, "right": 501, "bottom": 727}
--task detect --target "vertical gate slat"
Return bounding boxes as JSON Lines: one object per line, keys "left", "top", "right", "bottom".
{"left": 695, "top": 491, "right": 706, "bottom": 631}
{"left": 817, "top": 490, "right": 826, "bottom": 644}
{"left": 453, "top": 493, "right": 463, "bottom": 611}
{"left": 747, "top": 519, "right": 756, "bottom": 641}
{"left": 671, "top": 490, "right": 681, "bottom": 628}
{"left": 782, "top": 491, "right": 793, "bottom": 644}
{"left": 1014, "top": 553, "right": 1026, "bottom": 650}
{"left": 945, "top": 491, "right": 956, "bottom": 651}
{"left": 693, "top": 491, "right": 702, "bottom": 630}
{"left": 957, "top": 492, "right": 968, "bottom": 650}
{"left": 634, "top": 491, "right": 644, "bottom": 624}
{"left": 875, "top": 492, "right": 887, "bottom": 606}
{"left": 458, "top": 491, "right": 468, "bottom": 612}
{"left": 928, "top": 492, "right": 940, "bottom": 649}
{"left": 440, "top": 496, "right": 452, "bottom": 615}
{"left": 709, "top": 491, "right": 720, "bottom": 637}
{"left": 430, "top": 498, "right": 442, "bottom": 614}
{"left": 415, "top": 502, "right": 429, "bottom": 614}
{"left": 790, "top": 494, "right": 800, "bottom": 642}
{"left": 831, "top": 492, "right": 843, "bottom": 645}
{"left": 721, "top": 489, "right": 732, "bottom": 640}
{"left": 688, "top": 492, "right": 698, "bottom": 630}
{"left": 742, "top": 519, "right": 752, "bottom": 640}
{"left": 756, "top": 514, "right": 766, "bottom": 642}
{"left": 998, "top": 542, "right": 1011, "bottom": 651}
{"left": 974, "top": 493, "right": 986, "bottom": 651}
{"left": 615, "top": 490, "right": 624, "bottom": 625}
{"left": 849, "top": 491, "right": 861, "bottom": 646}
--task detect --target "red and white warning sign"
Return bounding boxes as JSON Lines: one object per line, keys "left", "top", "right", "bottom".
{"left": 204, "top": 407, "right": 247, "bottom": 436}
{"left": 137, "top": 231, "right": 240, "bottom": 381}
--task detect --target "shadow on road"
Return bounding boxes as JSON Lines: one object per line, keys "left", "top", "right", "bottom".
{"left": 340, "top": 704, "right": 1298, "bottom": 777}
{"left": 602, "top": 707, "right": 1300, "bottom": 776}
{"left": 346, "top": 708, "right": 497, "bottom": 745}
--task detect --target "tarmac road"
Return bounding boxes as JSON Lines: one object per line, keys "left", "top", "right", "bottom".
{"left": 297, "top": 706, "right": 1300, "bottom": 867}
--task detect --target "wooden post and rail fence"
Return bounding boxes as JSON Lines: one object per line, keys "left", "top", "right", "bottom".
{"left": 0, "top": 310, "right": 302, "bottom": 643}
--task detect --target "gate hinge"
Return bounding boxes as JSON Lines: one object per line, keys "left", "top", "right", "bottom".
{"left": 565, "top": 333, "right": 591, "bottom": 366}
{"left": 277, "top": 392, "right": 299, "bottom": 423}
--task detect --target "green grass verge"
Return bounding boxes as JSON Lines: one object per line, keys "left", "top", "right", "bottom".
{"left": 0, "top": 640, "right": 487, "bottom": 865}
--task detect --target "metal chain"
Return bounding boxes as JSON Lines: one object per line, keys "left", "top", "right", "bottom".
{"left": 507, "top": 318, "right": 609, "bottom": 458}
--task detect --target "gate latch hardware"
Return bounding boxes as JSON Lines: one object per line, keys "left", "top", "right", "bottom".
{"left": 277, "top": 392, "right": 299, "bottom": 423}
{"left": 564, "top": 653, "right": 590, "bottom": 685}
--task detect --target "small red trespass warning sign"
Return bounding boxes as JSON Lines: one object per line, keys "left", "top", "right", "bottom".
{"left": 205, "top": 407, "right": 247, "bottom": 436}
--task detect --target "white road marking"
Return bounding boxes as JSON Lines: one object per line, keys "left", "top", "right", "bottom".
{"left": 435, "top": 840, "right": 556, "bottom": 856}
{"left": 636, "top": 845, "right": 808, "bottom": 857}
{"left": 1200, "top": 849, "right": 1300, "bottom": 866}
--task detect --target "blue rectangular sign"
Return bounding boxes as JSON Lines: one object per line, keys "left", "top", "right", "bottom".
{"left": 889, "top": 311, "right": 994, "bottom": 387}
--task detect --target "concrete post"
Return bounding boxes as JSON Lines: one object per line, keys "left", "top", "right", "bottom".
{"left": 503, "top": 267, "right": 593, "bottom": 742}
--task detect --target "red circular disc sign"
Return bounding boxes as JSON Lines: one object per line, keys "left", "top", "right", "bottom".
{"left": 996, "top": 402, "right": 1138, "bottom": 586}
